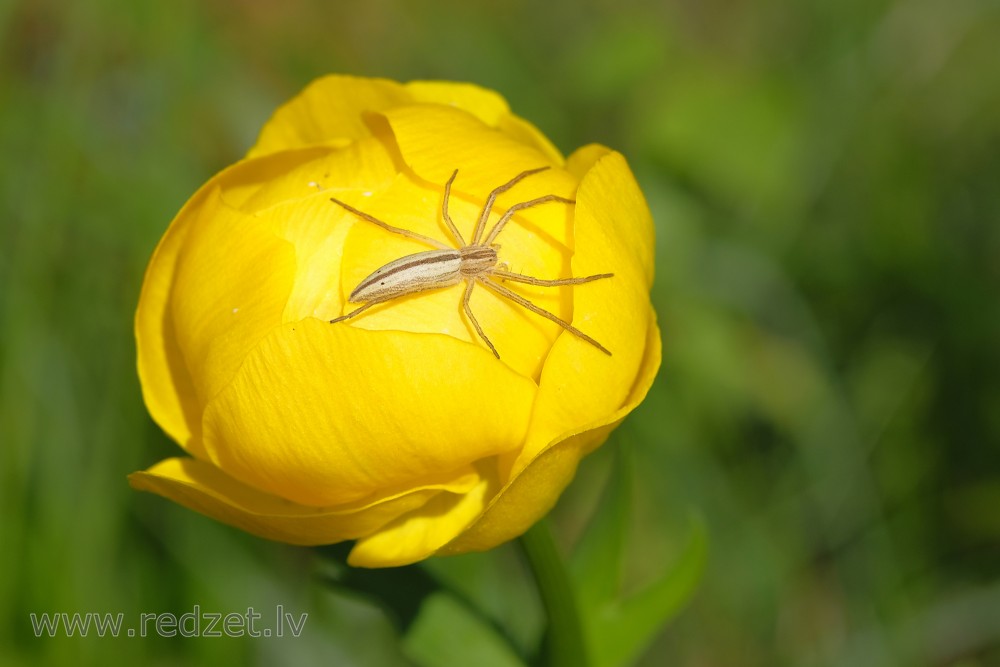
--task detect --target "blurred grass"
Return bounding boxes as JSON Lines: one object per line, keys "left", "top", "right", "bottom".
{"left": 2, "top": 0, "right": 999, "bottom": 665}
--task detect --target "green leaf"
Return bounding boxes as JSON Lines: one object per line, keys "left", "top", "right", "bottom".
{"left": 402, "top": 593, "right": 528, "bottom": 667}
{"left": 419, "top": 547, "right": 544, "bottom": 657}
{"left": 520, "top": 520, "right": 590, "bottom": 667}
{"left": 593, "top": 516, "right": 707, "bottom": 667}
{"left": 569, "top": 445, "right": 633, "bottom": 610}
{"left": 570, "top": 444, "right": 708, "bottom": 667}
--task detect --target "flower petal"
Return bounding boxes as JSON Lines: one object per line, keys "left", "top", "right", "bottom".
{"left": 216, "top": 147, "right": 334, "bottom": 212}
{"left": 136, "top": 148, "right": 326, "bottom": 456}
{"left": 566, "top": 146, "right": 655, "bottom": 287}
{"left": 229, "top": 138, "right": 401, "bottom": 324}
{"left": 237, "top": 136, "right": 398, "bottom": 215}
{"left": 439, "top": 312, "right": 661, "bottom": 554}
{"left": 402, "top": 80, "right": 564, "bottom": 163}
{"left": 128, "top": 457, "right": 468, "bottom": 545}
{"left": 497, "top": 114, "right": 565, "bottom": 165}
{"left": 379, "top": 104, "right": 574, "bottom": 207}
{"left": 135, "top": 196, "right": 202, "bottom": 454}
{"left": 348, "top": 466, "right": 502, "bottom": 567}
{"left": 247, "top": 75, "right": 411, "bottom": 159}
{"left": 511, "top": 150, "right": 657, "bottom": 475}
{"left": 565, "top": 143, "right": 611, "bottom": 180}
{"left": 170, "top": 190, "right": 297, "bottom": 404}
{"left": 201, "top": 318, "right": 537, "bottom": 507}
{"left": 270, "top": 192, "right": 364, "bottom": 324}
{"left": 404, "top": 80, "right": 510, "bottom": 127}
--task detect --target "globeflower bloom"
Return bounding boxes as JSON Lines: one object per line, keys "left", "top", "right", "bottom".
{"left": 130, "top": 75, "right": 660, "bottom": 567}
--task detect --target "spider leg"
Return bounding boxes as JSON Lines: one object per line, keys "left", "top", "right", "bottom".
{"left": 483, "top": 195, "right": 575, "bottom": 246}
{"left": 330, "top": 197, "right": 450, "bottom": 250}
{"left": 472, "top": 166, "right": 550, "bottom": 245}
{"left": 479, "top": 277, "right": 611, "bottom": 356}
{"left": 462, "top": 279, "right": 500, "bottom": 358}
{"left": 491, "top": 269, "right": 613, "bottom": 287}
{"left": 328, "top": 297, "right": 394, "bottom": 324}
{"left": 441, "top": 169, "right": 466, "bottom": 247}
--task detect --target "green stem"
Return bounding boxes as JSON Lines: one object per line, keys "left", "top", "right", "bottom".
{"left": 519, "top": 519, "right": 589, "bottom": 667}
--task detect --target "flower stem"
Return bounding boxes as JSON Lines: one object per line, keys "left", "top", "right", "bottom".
{"left": 519, "top": 519, "right": 589, "bottom": 667}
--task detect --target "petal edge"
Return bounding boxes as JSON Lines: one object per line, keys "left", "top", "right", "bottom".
{"left": 439, "top": 311, "right": 662, "bottom": 554}
{"left": 129, "top": 457, "right": 445, "bottom": 545}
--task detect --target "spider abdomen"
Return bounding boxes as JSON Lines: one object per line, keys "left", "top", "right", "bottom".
{"left": 349, "top": 249, "right": 463, "bottom": 303}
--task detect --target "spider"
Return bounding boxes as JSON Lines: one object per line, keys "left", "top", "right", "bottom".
{"left": 328, "top": 167, "right": 612, "bottom": 359}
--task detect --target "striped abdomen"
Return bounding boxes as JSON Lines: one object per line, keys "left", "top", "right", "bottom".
{"left": 349, "top": 249, "right": 464, "bottom": 303}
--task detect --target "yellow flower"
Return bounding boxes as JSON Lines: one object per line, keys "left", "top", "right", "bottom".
{"left": 130, "top": 75, "right": 661, "bottom": 567}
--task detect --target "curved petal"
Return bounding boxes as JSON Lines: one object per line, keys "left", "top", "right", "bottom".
{"left": 404, "top": 81, "right": 565, "bottom": 163}
{"left": 201, "top": 318, "right": 537, "bottom": 507}
{"left": 497, "top": 114, "right": 566, "bottom": 165}
{"left": 247, "top": 75, "right": 412, "bottom": 159}
{"left": 511, "top": 150, "right": 657, "bottom": 474}
{"left": 128, "top": 457, "right": 469, "bottom": 545}
{"left": 238, "top": 135, "right": 398, "bottom": 215}
{"left": 379, "top": 105, "right": 575, "bottom": 207}
{"left": 565, "top": 143, "right": 611, "bottom": 180}
{"left": 404, "top": 80, "right": 510, "bottom": 127}
{"left": 135, "top": 204, "right": 202, "bottom": 453}
{"left": 233, "top": 137, "right": 400, "bottom": 324}
{"left": 348, "top": 465, "right": 502, "bottom": 567}
{"left": 272, "top": 191, "right": 368, "bottom": 324}
{"left": 217, "top": 147, "right": 334, "bottom": 212}
{"left": 402, "top": 80, "right": 564, "bottom": 163}
{"left": 439, "top": 312, "right": 661, "bottom": 554}
{"left": 170, "top": 190, "right": 296, "bottom": 404}
{"left": 136, "top": 148, "right": 326, "bottom": 456}
{"left": 565, "top": 147, "right": 655, "bottom": 287}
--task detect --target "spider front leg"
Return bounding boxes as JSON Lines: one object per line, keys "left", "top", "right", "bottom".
{"left": 472, "top": 166, "right": 551, "bottom": 245}
{"left": 329, "top": 296, "right": 392, "bottom": 324}
{"left": 441, "top": 169, "right": 466, "bottom": 247}
{"left": 483, "top": 194, "right": 575, "bottom": 246}
{"left": 330, "top": 197, "right": 449, "bottom": 250}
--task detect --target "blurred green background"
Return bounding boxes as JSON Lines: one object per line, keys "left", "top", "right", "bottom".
{"left": 2, "top": 0, "right": 999, "bottom": 665}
